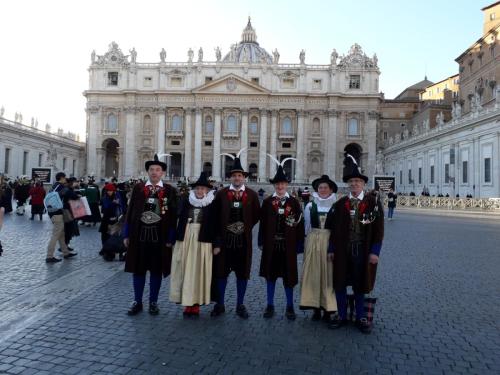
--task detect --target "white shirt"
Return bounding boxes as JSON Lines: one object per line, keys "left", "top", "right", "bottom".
{"left": 229, "top": 184, "right": 246, "bottom": 192}
{"left": 272, "top": 192, "right": 290, "bottom": 199}
{"left": 145, "top": 180, "right": 164, "bottom": 188}
{"left": 349, "top": 190, "right": 364, "bottom": 201}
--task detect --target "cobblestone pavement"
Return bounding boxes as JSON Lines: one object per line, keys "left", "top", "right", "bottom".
{"left": 0, "top": 208, "right": 499, "bottom": 374}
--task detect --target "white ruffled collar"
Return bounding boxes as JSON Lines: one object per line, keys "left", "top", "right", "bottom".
{"left": 312, "top": 192, "right": 337, "bottom": 209}
{"left": 189, "top": 189, "right": 215, "bottom": 208}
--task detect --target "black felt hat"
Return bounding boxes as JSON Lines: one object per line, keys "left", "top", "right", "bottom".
{"left": 342, "top": 153, "right": 368, "bottom": 183}
{"left": 221, "top": 148, "right": 248, "bottom": 177}
{"left": 270, "top": 165, "right": 290, "bottom": 184}
{"left": 145, "top": 154, "right": 167, "bottom": 171}
{"left": 311, "top": 174, "right": 338, "bottom": 193}
{"left": 190, "top": 171, "right": 213, "bottom": 189}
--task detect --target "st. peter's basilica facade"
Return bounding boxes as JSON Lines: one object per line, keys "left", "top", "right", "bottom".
{"left": 84, "top": 19, "right": 381, "bottom": 182}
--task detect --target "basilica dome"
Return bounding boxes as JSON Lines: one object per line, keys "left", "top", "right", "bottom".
{"left": 222, "top": 18, "right": 273, "bottom": 64}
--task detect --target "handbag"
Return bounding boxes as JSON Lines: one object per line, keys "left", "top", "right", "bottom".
{"left": 69, "top": 197, "right": 91, "bottom": 219}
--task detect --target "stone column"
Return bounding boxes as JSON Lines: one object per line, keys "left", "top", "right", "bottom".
{"left": 157, "top": 108, "right": 166, "bottom": 155}
{"left": 326, "top": 110, "right": 338, "bottom": 179}
{"left": 212, "top": 108, "right": 222, "bottom": 181}
{"left": 258, "top": 109, "right": 268, "bottom": 182}
{"left": 367, "top": 111, "right": 378, "bottom": 179}
{"left": 270, "top": 110, "right": 278, "bottom": 176}
{"left": 194, "top": 108, "right": 202, "bottom": 177}
{"left": 240, "top": 109, "right": 248, "bottom": 169}
{"left": 124, "top": 107, "right": 137, "bottom": 178}
{"left": 184, "top": 108, "right": 192, "bottom": 179}
{"left": 295, "top": 111, "right": 305, "bottom": 182}
{"left": 87, "top": 106, "right": 99, "bottom": 178}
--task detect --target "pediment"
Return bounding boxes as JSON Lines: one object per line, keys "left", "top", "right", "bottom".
{"left": 192, "top": 74, "right": 270, "bottom": 95}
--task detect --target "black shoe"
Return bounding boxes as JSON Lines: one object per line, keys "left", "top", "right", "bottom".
{"left": 311, "top": 309, "right": 321, "bottom": 321}
{"left": 118, "top": 253, "right": 125, "bottom": 261}
{"left": 210, "top": 303, "right": 226, "bottom": 317}
{"left": 67, "top": 247, "right": 74, "bottom": 251}
{"left": 355, "top": 318, "right": 372, "bottom": 334}
{"left": 263, "top": 305, "right": 275, "bottom": 319}
{"left": 149, "top": 302, "right": 160, "bottom": 315}
{"left": 236, "top": 304, "right": 249, "bottom": 319}
{"left": 328, "top": 316, "right": 349, "bottom": 329}
{"left": 322, "top": 312, "right": 332, "bottom": 323}
{"left": 127, "top": 301, "right": 143, "bottom": 315}
{"left": 45, "top": 257, "right": 62, "bottom": 263}
{"left": 63, "top": 252, "right": 77, "bottom": 259}
{"left": 285, "top": 306, "right": 296, "bottom": 321}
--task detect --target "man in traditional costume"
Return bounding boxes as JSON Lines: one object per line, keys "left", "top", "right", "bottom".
{"left": 328, "top": 154, "right": 384, "bottom": 334}
{"left": 123, "top": 154, "right": 178, "bottom": 316}
{"left": 83, "top": 176, "right": 101, "bottom": 227}
{"left": 258, "top": 156, "right": 304, "bottom": 320}
{"left": 211, "top": 149, "right": 260, "bottom": 319}
{"left": 299, "top": 174, "right": 338, "bottom": 322}
{"left": 170, "top": 172, "right": 216, "bottom": 317}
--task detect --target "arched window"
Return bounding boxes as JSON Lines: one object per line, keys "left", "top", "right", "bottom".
{"left": 312, "top": 117, "right": 320, "bottom": 135}
{"left": 143, "top": 115, "right": 152, "bottom": 134}
{"left": 249, "top": 116, "right": 258, "bottom": 134}
{"left": 281, "top": 117, "right": 293, "bottom": 135}
{"left": 204, "top": 116, "right": 213, "bottom": 134}
{"left": 171, "top": 115, "right": 182, "bottom": 131}
{"left": 105, "top": 114, "right": 118, "bottom": 133}
{"left": 348, "top": 118, "right": 359, "bottom": 136}
{"left": 227, "top": 115, "right": 237, "bottom": 133}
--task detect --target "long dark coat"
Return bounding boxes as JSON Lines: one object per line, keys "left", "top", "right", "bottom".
{"left": 329, "top": 192, "right": 384, "bottom": 294}
{"left": 212, "top": 187, "right": 260, "bottom": 279}
{"left": 258, "top": 196, "right": 304, "bottom": 288}
{"left": 124, "top": 182, "right": 178, "bottom": 277}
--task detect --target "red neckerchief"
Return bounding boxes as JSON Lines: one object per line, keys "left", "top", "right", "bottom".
{"left": 271, "top": 196, "right": 292, "bottom": 217}
{"left": 226, "top": 189, "right": 248, "bottom": 206}
{"left": 344, "top": 196, "right": 367, "bottom": 215}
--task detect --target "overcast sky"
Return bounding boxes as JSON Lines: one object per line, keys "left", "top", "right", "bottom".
{"left": 0, "top": 0, "right": 488, "bottom": 138}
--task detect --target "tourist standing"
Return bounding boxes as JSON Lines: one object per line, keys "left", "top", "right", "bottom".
{"left": 29, "top": 181, "right": 46, "bottom": 220}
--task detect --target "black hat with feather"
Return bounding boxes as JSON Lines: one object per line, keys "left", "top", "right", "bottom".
{"left": 342, "top": 153, "right": 368, "bottom": 183}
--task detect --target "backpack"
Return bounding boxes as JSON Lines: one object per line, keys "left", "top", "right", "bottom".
{"left": 44, "top": 185, "right": 63, "bottom": 213}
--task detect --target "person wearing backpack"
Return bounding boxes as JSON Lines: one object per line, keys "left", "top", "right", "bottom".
{"left": 45, "top": 172, "right": 77, "bottom": 263}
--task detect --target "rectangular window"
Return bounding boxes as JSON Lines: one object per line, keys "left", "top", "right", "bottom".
{"left": 383, "top": 131, "right": 387, "bottom": 140}
{"left": 430, "top": 166, "right": 435, "bottom": 184}
{"left": 108, "top": 72, "right": 119, "bottom": 86}
{"left": 143, "top": 77, "right": 153, "bottom": 87}
{"left": 72, "top": 160, "right": 76, "bottom": 176}
{"left": 170, "top": 76, "right": 183, "bottom": 87}
{"left": 399, "top": 170, "right": 403, "bottom": 185}
{"left": 418, "top": 167, "right": 422, "bottom": 185}
{"left": 250, "top": 142, "right": 258, "bottom": 148}
{"left": 4, "top": 148, "right": 10, "bottom": 173}
{"left": 171, "top": 140, "right": 180, "bottom": 146}
{"left": 282, "top": 143, "right": 291, "bottom": 148}
{"left": 484, "top": 158, "right": 491, "bottom": 183}
{"left": 204, "top": 141, "right": 212, "bottom": 146}
{"left": 462, "top": 161, "right": 468, "bottom": 183}
{"left": 38, "top": 153, "right": 43, "bottom": 167}
{"left": 445, "top": 164, "right": 450, "bottom": 183}
{"left": 282, "top": 78, "right": 295, "bottom": 88}
{"left": 251, "top": 77, "right": 259, "bottom": 85}
{"left": 349, "top": 75, "right": 361, "bottom": 89}
{"left": 205, "top": 77, "right": 213, "bottom": 83}
{"left": 408, "top": 169, "right": 412, "bottom": 184}
{"left": 63, "top": 158, "right": 67, "bottom": 171}
{"left": 23, "top": 151, "right": 28, "bottom": 175}
{"left": 313, "top": 79, "right": 322, "bottom": 89}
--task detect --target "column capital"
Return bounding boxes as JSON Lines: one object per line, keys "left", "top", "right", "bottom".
{"left": 368, "top": 110, "right": 379, "bottom": 120}
{"left": 183, "top": 107, "right": 194, "bottom": 114}
{"left": 260, "top": 108, "right": 269, "bottom": 116}
{"left": 240, "top": 107, "right": 250, "bottom": 116}
{"left": 123, "top": 106, "right": 136, "bottom": 114}
{"left": 195, "top": 108, "right": 202, "bottom": 115}
{"left": 156, "top": 106, "right": 167, "bottom": 112}
{"left": 213, "top": 107, "right": 223, "bottom": 115}
{"left": 86, "top": 105, "right": 100, "bottom": 114}
{"left": 327, "top": 109, "right": 341, "bottom": 118}
{"left": 297, "top": 110, "right": 307, "bottom": 117}
{"left": 271, "top": 109, "right": 279, "bottom": 117}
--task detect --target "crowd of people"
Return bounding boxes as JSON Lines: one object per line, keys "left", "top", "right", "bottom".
{"left": 0, "top": 150, "right": 386, "bottom": 334}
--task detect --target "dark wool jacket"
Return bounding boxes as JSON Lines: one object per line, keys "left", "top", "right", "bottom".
{"left": 175, "top": 195, "right": 216, "bottom": 243}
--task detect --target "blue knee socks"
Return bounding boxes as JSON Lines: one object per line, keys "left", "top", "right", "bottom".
{"left": 236, "top": 278, "right": 248, "bottom": 306}
{"left": 149, "top": 273, "right": 162, "bottom": 303}
{"left": 266, "top": 281, "right": 276, "bottom": 306}
{"left": 133, "top": 274, "right": 146, "bottom": 303}
{"left": 335, "top": 290, "right": 347, "bottom": 320}
{"left": 216, "top": 278, "right": 227, "bottom": 305}
{"left": 354, "top": 293, "right": 365, "bottom": 320}
{"left": 285, "top": 287, "right": 294, "bottom": 309}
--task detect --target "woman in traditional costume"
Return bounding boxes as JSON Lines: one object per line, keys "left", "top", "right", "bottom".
{"left": 299, "top": 175, "right": 338, "bottom": 322}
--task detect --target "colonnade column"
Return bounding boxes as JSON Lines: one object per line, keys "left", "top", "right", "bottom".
{"left": 194, "top": 108, "right": 202, "bottom": 177}
{"left": 212, "top": 108, "right": 222, "bottom": 181}
{"left": 270, "top": 110, "right": 278, "bottom": 177}
{"left": 258, "top": 109, "right": 268, "bottom": 182}
{"left": 184, "top": 108, "right": 192, "bottom": 179}
{"left": 295, "top": 110, "right": 305, "bottom": 182}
